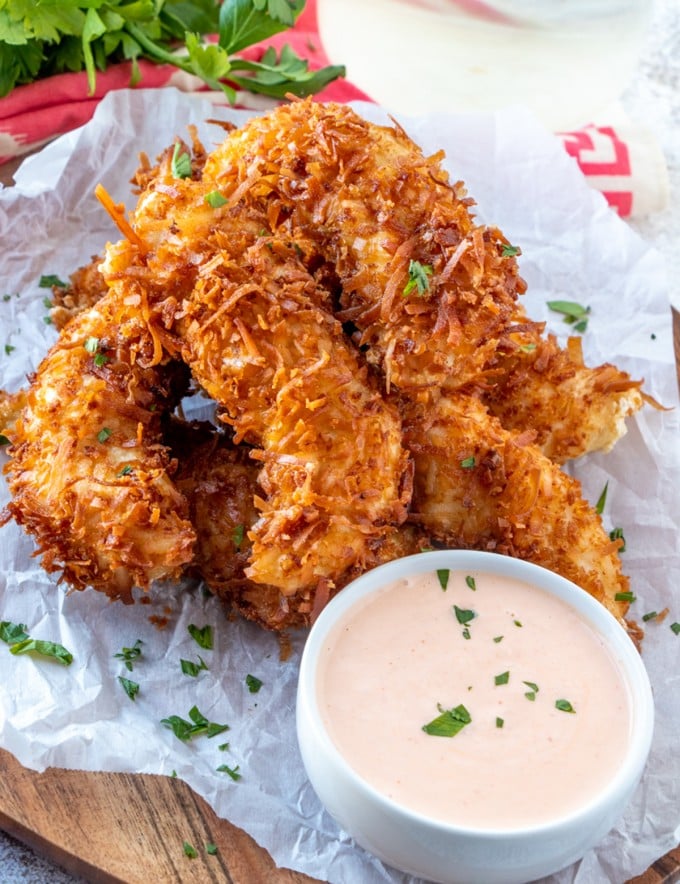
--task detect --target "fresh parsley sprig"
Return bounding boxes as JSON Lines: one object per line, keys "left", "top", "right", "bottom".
{"left": 0, "top": 0, "right": 344, "bottom": 102}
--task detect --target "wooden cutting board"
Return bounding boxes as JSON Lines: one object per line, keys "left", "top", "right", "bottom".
{"left": 1, "top": 160, "right": 679, "bottom": 884}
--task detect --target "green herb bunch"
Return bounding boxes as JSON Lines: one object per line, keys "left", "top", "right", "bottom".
{"left": 0, "top": 0, "right": 344, "bottom": 101}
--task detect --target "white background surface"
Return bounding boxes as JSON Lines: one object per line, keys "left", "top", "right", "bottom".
{"left": 0, "top": 0, "right": 677, "bottom": 879}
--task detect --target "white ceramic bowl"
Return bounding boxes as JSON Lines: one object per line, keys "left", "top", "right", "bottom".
{"left": 296, "top": 550, "right": 654, "bottom": 884}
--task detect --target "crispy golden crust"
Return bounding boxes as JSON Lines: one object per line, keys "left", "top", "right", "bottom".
{"left": 3, "top": 293, "right": 195, "bottom": 601}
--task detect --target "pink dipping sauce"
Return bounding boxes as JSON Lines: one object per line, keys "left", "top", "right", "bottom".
{"left": 316, "top": 569, "right": 632, "bottom": 829}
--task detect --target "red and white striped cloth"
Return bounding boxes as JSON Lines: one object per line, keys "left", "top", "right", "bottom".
{"left": 0, "top": 1, "right": 667, "bottom": 217}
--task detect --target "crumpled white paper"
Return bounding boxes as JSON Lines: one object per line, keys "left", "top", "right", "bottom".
{"left": 0, "top": 88, "right": 678, "bottom": 884}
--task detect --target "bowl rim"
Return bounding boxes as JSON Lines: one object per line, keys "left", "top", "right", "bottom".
{"left": 297, "top": 549, "right": 655, "bottom": 838}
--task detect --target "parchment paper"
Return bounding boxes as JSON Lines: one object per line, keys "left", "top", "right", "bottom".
{"left": 0, "top": 88, "right": 678, "bottom": 884}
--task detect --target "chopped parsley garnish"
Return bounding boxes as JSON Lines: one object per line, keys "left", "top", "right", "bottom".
{"left": 403, "top": 260, "right": 433, "bottom": 297}
{"left": 171, "top": 143, "right": 192, "bottom": 179}
{"left": 453, "top": 605, "right": 476, "bottom": 625}
{"left": 205, "top": 843, "right": 218, "bottom": 855}
{"left": 595, "top": 481, "right": 608, "bottom": 515}
{"left": 10, "top": 637, "right": 73, "bottom": 665}
{"left": 232, "top": 524, "right": 245, "bottom": 551}
{"left": 501, "top": 244, "right": 520, "bottom": 257}
{"left": 161, "top": 705, "right": 229, "bottom": 742}
{"left": 118, "top": 676, "right": 140, "bottom": 701}
{"left": 436, "top": 568, "right": 450, "bottom": 590}
{"left": 97, "top": 427, "right": 112, "bottom": 443}
{"left": 641, "top": 611, "right": 657, "bottom": 622}
{"left": 0, "top": 621, "right": 29, "bottom": 644}
{"left": 217, "top": 763, "right": 242, "bottom": 781}
{"left": 114, "top": 639, "right": 143, "bottom": 671}
{"left": 205, "top": 190, "right": 228, "bottom": 208}
{"left": 0, "top": 434, "right": 9, "bottom": 446}
{"left": 245, "top": 674, "right": 263, "bottom": 693}
{"left": 494, "top": 671, "right": 510, "bottom": 686}
{"left": 188, "top": 623, "right": 213, "bottom": 650}
{"left": 39, "top": 274, "right": 67, "bottom": 289}
{"left": 496, "top": 717, "right": 504, "bottom": 728}
{"left": 671, "top": 623, "right": 680, "bottom": 636}
{"left": 117, "top": 465, "right": 133, "bottom": 477}
{"left": 460, "top": 456, "right": 475, "bottom": 469}
{"left": 555, "top": 699, "right": 576, "bottom": 713}
{"left": 183, "top": 841, "right": 198, "bottom": 859}
{"left": 4, "top": 344, "right": 15, "bottom": 355}
{"left": 422, "top": 703, "right": 471, "bottom": 737}
{"left": 523, "top": 681, "right": 539, "bottom": 701}
{"left": 493, "top": 635, "right": 503, "bottom": 643}
{"left": 462, "top": 627, "right": 471, "bottom": 640}
{"left": 514, "top": 620, "right": 523, "bottom": 628}
{"left": 615, "top": 591, "right": 636, "bottom": 603}
{"left": 609, "top": 526, "right": 626, "bottom": 551}
{"left": 547, "top": 300, "right": 591, "bottom": 333}
{"left": 181, "top": 656, "right": 208, "bottom": 677}
{"left": 218, "top": 742, "right": 230, "bottom": 751}
{"left": 465, "top": 575, "right": 476, "bottom": 591}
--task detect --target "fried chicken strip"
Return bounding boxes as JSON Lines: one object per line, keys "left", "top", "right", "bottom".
{"left": 100, "top": 152, "right": 411, "bottom": 597}
{"left": 201, "top": 98, "right": 642, "bottom": 462}
{"left": 2, "top": 291, "right": 195, "bottom": 601}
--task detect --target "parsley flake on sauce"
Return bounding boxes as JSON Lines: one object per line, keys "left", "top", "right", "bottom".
{"left": 523, "top": 681, "right": 539, "bottom": 701}
{"left": 403, "top": 260, "right": 433, "bottom": 297}
{"left": 436, "top": 568, "right": 450, "bottom": 590}
{"left": 494, "top": 671, "right": 510, "bottom": 686}
{"left": 453, "top": 605, "right": 476, "bottom": 625}
{"left": 465, "top": 575, "right": 476, "bottom": 591}
{"left": 422, "top": 703, "right": 471, "bottom": 737}
{"left": 496, "top": 717, "right": 504, "bottom": 728}
{"left": 555, "top": 699, "right": 576, "bottom": 713}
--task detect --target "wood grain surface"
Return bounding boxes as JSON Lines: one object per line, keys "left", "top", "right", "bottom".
{"left": 1, "top": 158, "right": 679, "bottom": 884}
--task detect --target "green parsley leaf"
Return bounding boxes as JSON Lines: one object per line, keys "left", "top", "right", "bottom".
{"left": 501, "top": 244, "right": 520, "bottom": 257}
{"left": 118, "top": 676, "right": 140, "bottom": 701}
{"left": 609, "top": 526, "right": 626, "bottom": 551}
{"left": 117, "top": 465, "right": 133, "bottom": 477}
{"left": 493, "top": 635, "right": 503, "bottom": 643}
{"left": 218, "top": 742, "right": 230, "bottom": 751}
{"left": 465, "top": 575, "right": 476, "bottom": 591}
{"left": 462, "top": 627, "right": 471, "bottom": 640}
{"left": 181, "top": 656, "right": 208, "bottom": 677}
{"left": 161, "top": 705, "right": 229, "bottom": 741}
{"left": 4, "top": 344, "right": 15, "bottom": 355}
{"left": 494, "top": 671, "right": 510, "bottom": 686}
{"left": 615, "top": 591, "right": 636, "bottom": 603}
{"left": 10, "top": 637, "right": 73, "bottom": 665}
{"left": 0, "top": 434, "right": 10, "bottom": 445}
{"left": 422, "top": 703, "right": 471, "bottom": 737}
{"left": 555, "top": 699, "right": 576, "bottom": 713}
{"left": 39, "top": 274, "right": 67, "bottom": 288}
{"left": 453, "top": 605, "right": 476, "bottom": 625}
{"left": 547, "top": 300, "right": 591, "bottom": 333}
{"left": 460, "top": 456, "right": 475, "bottom": 469}
{"left": 523, "top": 680, "right": 539, "bottom": 701}
{"left": 642, "top": 611, "right": 658, "bottom": 622}
{"left": 205, "top": 190, "right": 228, "bottom": 208}
{"left": 114, "top": 639, "right": 143, "bottom": 672}
{"left": 205, "top": 842, "right": 218, "bottom": 855}
{"left": 436, "top": 568, "right": 450, "bottom": 590}
{"left": 403, "top": 260, "right": 433, "bottom": 297}
{"left": 0, "top": 621, "right": 30, "bottom": 645}
{"left": 97, "top": 427, "right": 112, "bottom": 443}
{"left": 217, "top": 763, "right": 242, "bottom": 781}
{"left": 496, "top": 716, "right": 504, "bottom": 728}
{"left": 188, "top": 623, "right": 213, "bottom": 650}
{"left": 232, "top": 523, "right": 245, "bottom": 551}
{"left": 245, "top": 673, "right": 263, "bottom": 693}
{"left": 171, "top": 142, "right": 192, "bottom": 179}
{"left": 595, "top": 481, "right": 608, "bottom": 515}
{"left": 514, "top": 620, "right": 523, "bottom": 628}
{"left": 183, "top": 841, "right": 198, "bottom": 859}
{"left": 670, "top": 623, "right": 680, "bottom": 635}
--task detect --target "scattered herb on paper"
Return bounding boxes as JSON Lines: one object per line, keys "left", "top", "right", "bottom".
{"left": 118, "top": 676, "right": 140, "bottom": 701}
{"left": 595, "top": 481, "right": 608, "bottom": 515}
{"left": 10, "top": 637, "right": 73, "bottom": 665}
{"left": 0, "top": 621, "right": 29, "bottom": 645}
{"left": 188, "top": 623, "right": 213, "bottom": 650}
{"left": 39, "top": 274, "right": 67, "bottom": 289}
{"left": 161, "top": 705, "right": 228, "bottom": 741}
{"left": 501, "top": 244, "right": 520, "bottom": 257}
{"left": 547, "top": 300, "right": 591, "bottom": 333}
{"left": 181, "top": 656, "right": 209, "bottom": 677}
{"left": 217, "top": 763, "right": 242, "bottom": 781}
{"left": 114, "top": 639, "right": 143, "bottom": 671}
{"left": 245, "top": 674, "right": 263, "bottom": 693}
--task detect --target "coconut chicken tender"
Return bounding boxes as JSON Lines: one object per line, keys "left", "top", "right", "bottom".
{"left": 2, "top": 290, "right": 195, "bottom": 601}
